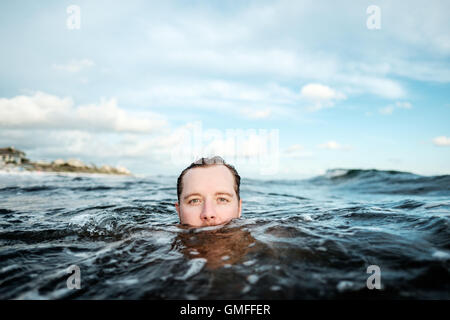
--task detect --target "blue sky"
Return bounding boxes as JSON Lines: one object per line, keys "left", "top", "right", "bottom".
{"left": 0, "top": 0, "right": 449, "bottom": 178}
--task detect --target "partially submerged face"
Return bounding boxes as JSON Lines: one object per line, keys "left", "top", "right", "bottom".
{"left": 175, "top": 165, "right": 242, "bottom": 227}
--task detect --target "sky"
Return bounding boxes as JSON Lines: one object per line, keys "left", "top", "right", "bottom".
{"left": 0, "top": 0, "right": 449, "bottom": 179}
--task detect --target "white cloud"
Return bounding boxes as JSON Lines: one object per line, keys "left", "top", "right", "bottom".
{"left": 432, "top": 136, "right": 450, "bottom": 146}
{"left": 116, "top": 5, "right": 410, "bottom": 104}
{"left": 396, "top": 102, "right": 412, "bottom": 109}
{"left": 76, "top": 98, "right": 166, "bottom": 133}
{"left": 300, "top": 83, "right": 346, "bottom": 111}
{"left": 130, "top": 2, "right": 417, "bottom": 102}
{"left": 0, "top": 92, "right": 167, "bottom": 133}
{"left": 300, "top": 83, "right": 343, "bottom": 101}
{"left": 162, "top": 122, "right": 281, "bottom": 175}
{"left": 379, "top": 106, "right": 394, "bottom": 115}
{"left": 0, "top": 118, "right": 281, "bottom": 175}
{"left": 383, "top": 1, "right": 450, "bottom": 56}
{"left": 318, "top": 141, "right": 351, "bottom": 151}
{"left": 52, "top": 59, "right": 95, "bottom": 73}
{"left": 128, "top": 80, "right": 297, "bottom": 118}
{"left": 284, "top": 144, "right": 313, "bottom": 158}
{"left": 387, "top": 59, "right": 450, "bottom": 83}
{"left": 379, "top": 101, "right": 412, "bottom": 115}
{"left": 203, "top": 134, "right": 264, "bottom": 159}
{"left": 4, "top": 0, "right": 448, "bottom": 116}
{"left": 338, "top": 75, "right": 406, "bottom": 99}
{"left": 145, "top": 81, "right": 294, "bottom": 104}
{"left": 0, "top": 123, "right": 189, "bottom": 172}
{"left": 239, "top": 107, "right": 272, "bottom": 119}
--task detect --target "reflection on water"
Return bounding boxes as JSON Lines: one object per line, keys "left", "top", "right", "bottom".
{"left": 173, "top": 224, "right": 256, "bottom": 270}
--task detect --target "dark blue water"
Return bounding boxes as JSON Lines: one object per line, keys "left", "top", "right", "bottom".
{"left": 0, "top": 169, "right": 449, "bottom": 299}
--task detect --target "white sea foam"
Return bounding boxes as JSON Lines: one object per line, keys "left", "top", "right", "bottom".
{"left": 1, "top": 264, "right": 21, "bottom": 273}
{"left": 270, "top": 285, "right": 281, "bottom": 291}
{"left": 175, "top": 258, "right": 207, "bottom": 280}
{"left": 336, "top": 280, "right": 355, "bottom": 292}
{"left": 325, "top": 169, "right": 349, "bottom": 178}
{"left": 243, "top": 260, "right": 256, "bottom": 266}
{"left": 247, "top": 274, "right": 259, "bottom": 284}
{"left": 241, "top": 285, "right": 251, "bottom": 294}
{"left": 106, "top": 278, "right": 139, "bottom": 286}
{"left": 432, "top": 250, "right": 450, "bottom": 260}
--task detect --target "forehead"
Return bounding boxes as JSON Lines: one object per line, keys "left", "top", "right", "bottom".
{"left": 181, "top": 165, "right": 235, "bottom": 194}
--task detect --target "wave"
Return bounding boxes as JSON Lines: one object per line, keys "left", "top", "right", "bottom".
{"left": 309, "top": 168, "right": 450, "bottom": 196}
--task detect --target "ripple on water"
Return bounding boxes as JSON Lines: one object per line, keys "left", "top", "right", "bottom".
{"left": 175, "top": 258, "right": 207, "bottom": 280}
{"left": 1, "top": 171, "right": 449, "bottom": 299}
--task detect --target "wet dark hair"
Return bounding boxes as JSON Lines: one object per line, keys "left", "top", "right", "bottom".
{"left": 177, "top": 156, "right": 241, "bottom": 202}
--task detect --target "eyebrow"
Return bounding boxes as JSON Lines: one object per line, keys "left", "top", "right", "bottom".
{"left": 183, "top": 192, "right": 234, "bottom": 201}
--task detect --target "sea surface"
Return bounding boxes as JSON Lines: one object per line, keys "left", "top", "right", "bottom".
{"left": 0, "top": 169, "right": 449, "bottom": 299}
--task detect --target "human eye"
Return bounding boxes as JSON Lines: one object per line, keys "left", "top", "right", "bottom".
{"left": 188, "top": 198, "right": 201, "bottom": 205}
{"left": 218, "top": 197, "right": 230, "bottom": 203}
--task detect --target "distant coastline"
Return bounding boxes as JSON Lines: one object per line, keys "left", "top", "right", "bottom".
{"left": 0, "top": 146, "right": 131, "bottom": 175}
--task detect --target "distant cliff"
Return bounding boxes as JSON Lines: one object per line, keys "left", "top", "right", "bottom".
{"left": 0, "top": 146, "right": 131, "bottom": 175}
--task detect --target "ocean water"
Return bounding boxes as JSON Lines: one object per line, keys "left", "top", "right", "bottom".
{"left": 0, "top": 169, "right": 449, "bottom": 299}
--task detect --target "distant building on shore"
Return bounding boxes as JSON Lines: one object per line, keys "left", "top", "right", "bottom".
{"left": 0, "top": 146, "right": 131, "bottom": 175}
{"left": 0, "top": 147, "right": 28, "bottom": 165}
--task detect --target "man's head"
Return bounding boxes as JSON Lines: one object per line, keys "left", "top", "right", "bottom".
{"left": 175, "top": 156, "right": 242, "bottom": 227}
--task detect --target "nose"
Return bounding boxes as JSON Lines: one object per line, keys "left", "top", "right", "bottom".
{"left": 200, "top": 199, "right": 217, "bottom": 223}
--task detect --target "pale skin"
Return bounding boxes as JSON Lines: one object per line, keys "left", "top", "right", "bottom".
{"left": 175, "top": 165, "right": 242, "bottom": 227}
